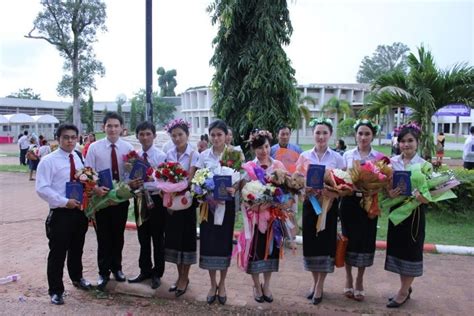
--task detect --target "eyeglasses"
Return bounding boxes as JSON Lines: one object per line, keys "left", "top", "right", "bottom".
{"left": 61, "top": 135, "right": 78, "bottom": 141}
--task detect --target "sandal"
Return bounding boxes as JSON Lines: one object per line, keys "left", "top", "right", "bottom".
{"left": 354, "top": 290, "right": 365, "bottom": 302}
{"left": 344, "top": 288, "right": 354, "bottom": 298}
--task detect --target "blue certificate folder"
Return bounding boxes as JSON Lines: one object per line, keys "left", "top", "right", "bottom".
{"left": 393, "top": 170, "right": 412, "bottom": 196}
{"left": 98, "top": 169, "right": 113, "bottom": 190}
{"left": 306, "top": 164, "right": 325, "bottom": 189}
{"left": 129, "top": 159, "right": 149, "bottom": 181}
{"left": 66, "top": 181, "right": 83, "bottom": 203}
{"left": 213, "top": 175, "right": 233, "bottom": 201}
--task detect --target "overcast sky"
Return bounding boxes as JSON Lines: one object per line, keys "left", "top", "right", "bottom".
{"left": 0, "top": 0, "right": 472, "bottom": 102}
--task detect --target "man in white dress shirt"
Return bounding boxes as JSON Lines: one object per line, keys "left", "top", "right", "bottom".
{"left": 127, "top": 121, "right": 167, "bottom": 289}
{"left": 36, "top": 124, "right": 91, "bottom": 305}
{"left": 463, "top": 126, "right": 474, "bottom": 170}
{"left": 85, "top": 112, "right": 138, "bottom": 290}
{"left": 18, "top": 130, "right": 30, "bottom": 165}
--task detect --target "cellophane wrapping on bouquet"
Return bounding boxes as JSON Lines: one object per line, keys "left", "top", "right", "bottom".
{"left": 74, "top": 167, "right": 98, "bottom": 211}
{"left": 348, "top": 157, "right": 392, "bottom": 219}
{"left": 380, "top": 162, "right": 460, "bottom": 225}
{"left": 85, "top": 181, "right": 134, "bottom": 220}
{"left": 154, "top": 161, "right": 189, "bottom": 210}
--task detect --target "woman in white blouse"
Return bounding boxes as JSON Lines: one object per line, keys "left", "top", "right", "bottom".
{"left": 296, "top": 118, "right": 344, "bottom": 305}
{"left": 163, "top": 119, "right": 200, "bottom": 298}
{"left": 385, "top": 124, "right": 429, "bottom": 308}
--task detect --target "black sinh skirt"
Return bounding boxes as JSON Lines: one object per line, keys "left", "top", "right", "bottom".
{"left": 246, "top": 219, "right": 281, "bottom": 274}
{"left": 340, "top": 194, "right": 378, "bottom": 267}
{"left": 302, "top": 198, "right": 338, "bottom": 273}
{"left": 385, "top": 205, "right": 425, "bottom": 277}
{"left": 164, "top": 202, "right": 197, "bottom": 265}
{"left": 199, "top": 200, "right": 235, "bottom": 270}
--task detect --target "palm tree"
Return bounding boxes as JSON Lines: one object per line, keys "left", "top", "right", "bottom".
{"left": 367, "top": 45, "right": 474, "bottom": 160}
{"left": 295, "top": 92, "right": 316, "bottom": 145}
{"left": 321, "top": 96, "right": 353, "bottom": 143}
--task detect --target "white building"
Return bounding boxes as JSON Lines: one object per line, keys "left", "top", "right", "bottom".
{"left": 180, "top": 83, "right": 370, "bottom": 143}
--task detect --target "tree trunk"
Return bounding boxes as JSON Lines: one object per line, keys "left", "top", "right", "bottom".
{"left": 72, "top": 31, "right": 81, "bottom": 131}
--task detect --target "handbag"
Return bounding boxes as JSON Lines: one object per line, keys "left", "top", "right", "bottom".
{"left": 335, "top": 233, "right": 348, "bottom": 268}
{"left": 26, "top": 150, "right": 39, "bottom": 161}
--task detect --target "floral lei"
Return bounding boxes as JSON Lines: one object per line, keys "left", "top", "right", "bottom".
{"left": 164, "top": 118, "right": 191, "bottom": 133}
{"left": 309, "top": 117, "right": 333, "bottom": 128}
{"left": 247, "top": 129, "right": 273, "bottom": 146}
{"left": 394, "top": 122, "right": 421, "bottom": 135}
{"left": 353, "top": 119, "right": 381, "bottom": 134}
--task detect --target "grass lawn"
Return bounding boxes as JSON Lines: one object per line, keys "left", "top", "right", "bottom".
{"left": 0, "top": 152, "right": 19, "bottom": 157}
{"left": 0, "top": 164, "right": 29, "bottom": 173}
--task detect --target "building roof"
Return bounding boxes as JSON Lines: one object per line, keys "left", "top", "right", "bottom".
{"left": 0, "top": 97, "right": 131, "bottom": 112}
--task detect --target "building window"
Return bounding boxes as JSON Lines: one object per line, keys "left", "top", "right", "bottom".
{"left": 2, "top": 126, "right": 11, "bottom": 132}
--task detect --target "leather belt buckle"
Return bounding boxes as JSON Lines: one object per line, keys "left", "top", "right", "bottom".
{"left": 355, "top": 192, "right": 363, "bottom": 198}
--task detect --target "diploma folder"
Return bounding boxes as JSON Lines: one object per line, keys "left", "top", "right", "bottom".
{"left": 393, "top": 170, "right": 412, "bottom": 196}
{"left": 306, "top": 164, "right": 325, "bottom": 189}
{"left": 213, "top": 175, "right": 233, "bottom": 201}
{"left": 66, "top": 181, "right": 83, "bottom": 203}
{"left": 129, "top": 159, "right": 149, "bottom": 181}
{"left": 98, "top": 168, "right": 114, "bottom": 190}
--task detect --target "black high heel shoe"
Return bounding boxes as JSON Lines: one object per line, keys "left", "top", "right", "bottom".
{"left": 175, "top": 280, "right": 189, "bottom": 297}
{"left": 261, "top": 284, "right": 273, "bottom": 303}
{"left": 312, "top": 291, "right": 323, "bottom": 305}
{"left": 217, "top": 287, "right": 227, "bottom": 305}
{"left": 387, "top": 294, "right": 410, "bottom": 308}
{"left": 253, "top": 286, "right": 264, "bottom": 303}
{"left": 388, "top": 287, "right": 412, "bottom": 301}
{"left": 207, "top": 286, "right": 218, "bottom": 305}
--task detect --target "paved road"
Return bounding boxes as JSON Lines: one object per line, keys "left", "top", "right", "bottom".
{"left": 1, "top": 171, "right": 474, "bottom": 315}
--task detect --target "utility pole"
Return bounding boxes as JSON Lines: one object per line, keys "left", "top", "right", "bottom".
{"left": 145, "top": 0, "right": 153, "bottom": 122}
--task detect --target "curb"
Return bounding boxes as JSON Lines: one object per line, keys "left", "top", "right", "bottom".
{"left": 124, "top": 221, "right": 474, "bottom": 256}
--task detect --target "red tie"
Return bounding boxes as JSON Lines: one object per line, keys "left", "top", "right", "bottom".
{"left": 111, "top": 144, "right": 120, "bottom": 181}
{"left": 69, "top": 154, "right": 76, "bottom": 182}
{"left": 143, "top": 152, "right": 149, "bottom": 163}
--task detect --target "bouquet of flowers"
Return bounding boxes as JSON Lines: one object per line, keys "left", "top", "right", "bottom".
{"left": 349, "top": 157, "right": 393, "bottom": 219}
{"left": 85, "top": 181, "right": 134, "bottom": 220}
{"left": 380, "top": 162, "right": 460, "bottom": 225}
{"left": 49, "top": 143, "right": 59, "bottom": 152}
{"left": 154, "top": 162, "right": 190, "bottom": 210}
{"left": 266, "top": 168, "right": 305, "bottom": 195}
{"left": 191, "top": 168, "right": 215, "bottom": 201}
{"left": 123, "top": 150, "right": 140, "bottom": 173}
{"left": 75, "top": 167, "right": 98, "bottom": 210}
{"left": 220, "top": 147, "right": 243, "bottom": 170}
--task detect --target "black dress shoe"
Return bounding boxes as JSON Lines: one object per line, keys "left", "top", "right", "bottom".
{"left": 50, "top": 293, "right": 64, "bottom": 305}
{"left": 306, "top": 290, "right": 315, "bottom": 300}
{"left": 151, "top": 276, "right": 161, "bottom": 289}
{"left": 128, "top": 273, "right": 151, "bottom": 283}
{"left": 97, "top": 275, "right": 109, "bottom": 291}
{"left": 388, "top": 287, "right": 412, "bottom": 302}
{"left": 175, "top": 280, "right": 189, "bottom": 297}
{"left": 112, "top": 270, "right": 126, "bottom": 282}
{"left": 72, "top": 278, "right": 92, "bottom": 291}
{"left": 207, "top": 287, "right": 218, "bottom": 305}
{"left": 261, "top": 284, "right": 273, "bottom": 303}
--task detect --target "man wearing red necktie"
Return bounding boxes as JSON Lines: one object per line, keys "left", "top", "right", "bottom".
{"left": 36, "top": 124, "right": 91, "bottom": 305}
{"left": 85, "top": 112, "right": 140, "bottom": 291}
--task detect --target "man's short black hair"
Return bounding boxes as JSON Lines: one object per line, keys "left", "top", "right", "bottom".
{"left": 470, "top": 126, "right": 474, "bottom": 134}
{"left": 103, "top": 111, "right": 124, "bottom": 125}
{"left": 136, "top": 121, "right": 156, "bottom": 135}
{"left": 23, "top": 130, "right": 28, "bottom": 135}
{"left": 55, "top": 124, "right": 79, "bottom": 139}
{"left": 277, "top": 125, "right": 292, "bottom": 133}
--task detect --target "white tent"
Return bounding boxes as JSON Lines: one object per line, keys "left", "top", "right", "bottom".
{"left": 32, "top": 114, "right": 60, "bottom": 124}
{"left": 0, "top": 115, "right": 8, "bottom": 124}
{"left": 4, "top": 113, "right": 35, "bottom": 124}
{"left": 32, "top": 115, "right": 59, "bottom": 140}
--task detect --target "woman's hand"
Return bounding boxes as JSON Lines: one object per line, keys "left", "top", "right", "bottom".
{"left": 226, "top": 187, "right": 236, "bottom": 197}
{"left": 322, "top": 188, "right": 339, "bottom": 199}
{"left": 387, "top": 187, "right": 401, "bottom": 198}
{"left": 66, "top": 199, "right": 81, "bottom": 209}
{"left": 414, "top": 190, "right": 429, "bottom": 204}
{"left": 305, "top": 187, "right": 321, "bottom": 197}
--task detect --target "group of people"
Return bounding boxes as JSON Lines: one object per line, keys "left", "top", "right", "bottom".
{"left": 18, "top": 131, "right": 51, "bottom": 180}
{"left": 36, "top": 111, "right": 432, "bottom": 309}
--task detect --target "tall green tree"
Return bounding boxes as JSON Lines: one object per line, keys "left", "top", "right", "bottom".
{"left": 157, "top": 67, "right": 177, "bottom": 96}
{"left": 368, "top": 45, "right": 474, "bottom": 160}
{"left": 130, "top": 89, "right": 176, "bottom": 131}
{"left": 116, "top": 95, "right": 126, "bottom": 117}
{"left": 208, "top": 0, "right": 299, "bottom": 147}
{"left": 25, "top": 0, "right": 107, "bottom": 130}
{"left": 357, "top": 42, "right": 410, "bottom": 83}
{"left": 321, "top": 97, "right": 353, "bottom": 143}
{"left": 7, "top": 88, "right": 41, "bottom": 100}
